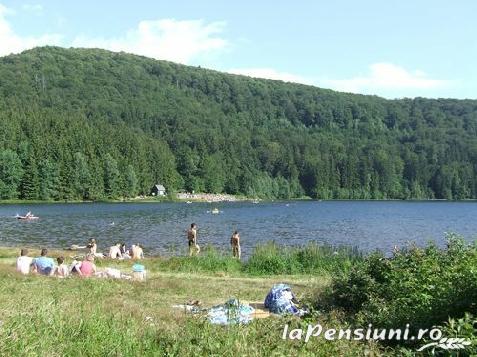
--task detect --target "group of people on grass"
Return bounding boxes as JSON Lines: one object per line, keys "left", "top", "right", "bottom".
{"left": 16, "top": 248, "right": 98, "bottom": 277}
{"left": 86, "top": 238, "right": 144, "bottom": 260}
{"left": 16, "top": 239, "right": 146, "bottom": 279}
{"left": 15, "top": 223, "right": 240, "bottom": 277}
{"left": 187, "top": 223, "right": 241, "bottom": 260}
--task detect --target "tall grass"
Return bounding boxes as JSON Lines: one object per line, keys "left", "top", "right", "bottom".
{"left": 0, "top": 242, "right": 363, "bottom": 277}
{"left": 146, "top": 242, "right": 362, "bottom": 276}
{"left": 154, "top": 245, "right": 242, "bottom": 274}
{"left": 245, "top": 242, "right": 362, "bottom": 275}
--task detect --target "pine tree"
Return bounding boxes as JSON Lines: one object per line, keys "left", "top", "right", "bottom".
{"left": 103, "top": 153, "right": 120, "bottom": 198}
{"left": 0, "top": 150, "right": 24, "bottom": 199}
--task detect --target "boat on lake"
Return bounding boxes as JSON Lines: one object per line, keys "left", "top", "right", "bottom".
{"left": 16, "top": 212, "right": 39, "bottom": 220}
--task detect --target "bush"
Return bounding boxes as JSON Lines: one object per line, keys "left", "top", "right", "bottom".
{"left": 325, "top": 234, "right": 477, "bottom": 333}
{"left": 435, "top": 313, "right": 477, "bottom": 355}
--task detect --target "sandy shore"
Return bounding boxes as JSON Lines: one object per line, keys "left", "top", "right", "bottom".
{"left": 176, "top": 192, "right": 240, "bottom": 202}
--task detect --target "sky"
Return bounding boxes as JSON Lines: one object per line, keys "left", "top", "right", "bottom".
{"left": 0, "top": 0, "right": 475, "bottom": 99}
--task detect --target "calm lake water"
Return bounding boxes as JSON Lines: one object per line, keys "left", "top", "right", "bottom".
{"left": 0, "top": 201, "right": 476, "bottom": 257}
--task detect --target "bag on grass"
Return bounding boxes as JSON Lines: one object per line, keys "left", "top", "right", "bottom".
{"left": 264, "top": 283, "right": 306, "bottom": 316}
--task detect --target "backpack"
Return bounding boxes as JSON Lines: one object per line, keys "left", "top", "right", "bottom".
{"left": 264, "top": 283, "right": 301, "bottom": 315}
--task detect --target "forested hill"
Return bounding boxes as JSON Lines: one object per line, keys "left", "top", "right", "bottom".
{"left": 0, "top": 46, "right": 476, "bottom": 200}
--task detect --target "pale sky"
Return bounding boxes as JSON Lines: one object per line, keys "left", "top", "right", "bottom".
{"left": 0, "top": 0, "right": 475, "bottom": 99}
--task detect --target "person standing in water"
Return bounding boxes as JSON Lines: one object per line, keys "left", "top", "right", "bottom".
{"left": 187, "top": 223, "right": 200, "bottom": 256}
{"left": 230, "top": 230, "right": 241, "bottom": 259}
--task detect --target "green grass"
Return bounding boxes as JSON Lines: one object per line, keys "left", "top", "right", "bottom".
{"left": 0, "top": 259, "right": 380, "bottom": 356}
{"left": 149, "top": 242, "right": 363, "bottom": 276}
{"left": 245, "top": 241, "right": 362, "bottom": 275}
{"left": 1, "top": 242, "right": 362, "bottom": 277}
{"left": 6, "top": 240, "right": 474, "bottom": 355}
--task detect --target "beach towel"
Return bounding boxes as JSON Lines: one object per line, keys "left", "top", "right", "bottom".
{"left": 208, "top": 298, "right": 255, "bottom": 325}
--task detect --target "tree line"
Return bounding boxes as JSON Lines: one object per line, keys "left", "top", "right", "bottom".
{"left": 0, "top": 46, "right": 476, "bottom": 200}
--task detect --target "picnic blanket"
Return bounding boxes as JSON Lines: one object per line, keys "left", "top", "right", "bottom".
{"left": 208, "top": 298, "right": 255, "bottom": 325}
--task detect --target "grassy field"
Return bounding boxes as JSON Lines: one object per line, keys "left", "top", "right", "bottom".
{"left": 2, "top": 240, "right": 476, "bottom": 356}
{"left": 0, "top": 246, "right": 387, "bottom": 356}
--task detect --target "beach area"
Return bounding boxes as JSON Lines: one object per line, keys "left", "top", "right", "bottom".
{"left": 0, "top": 245, "right": 375, "bottom": 356}
{"left": 2, "top": 234, "right": 477, "bottom": 355}
{"left": 175, "top": 192, "right": 241, "bottom": 202}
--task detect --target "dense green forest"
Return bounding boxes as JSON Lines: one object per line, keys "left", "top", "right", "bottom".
{"left": 0, "top": 46, "right": 476, "bottom": 200}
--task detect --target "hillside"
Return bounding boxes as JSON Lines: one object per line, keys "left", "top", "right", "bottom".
{"left": 0, "top": 46, "right": 476, "bottom": 200}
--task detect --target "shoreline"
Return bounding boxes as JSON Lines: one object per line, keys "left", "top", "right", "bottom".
{"left": 1, "top": 197, "right": 477, "bottom": 205}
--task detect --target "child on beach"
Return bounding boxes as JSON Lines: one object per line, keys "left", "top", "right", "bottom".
{"left": 55, "top": 256, "right": 69, "bottom": 278}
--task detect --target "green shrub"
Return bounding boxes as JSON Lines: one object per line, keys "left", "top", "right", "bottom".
{"left": 433, "top": 313, "right": 477, "bottom": 355}
{"left": 325, "top": 234, "right": 477, "bottom": 333}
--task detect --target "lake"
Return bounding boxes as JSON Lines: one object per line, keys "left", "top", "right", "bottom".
{"left": 0, "top": 201, "right": 476, "bottom": 257}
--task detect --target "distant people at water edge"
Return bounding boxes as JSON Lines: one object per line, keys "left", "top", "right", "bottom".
{"left": 55, "top": 256, "right": 69, "bottom": 278}
{"left": 87, "top": 238, "right": 105, "bottom": 258}
{"left": 131, "top": 244, "right": 144, "bottom": 259}
{"left": 187, "top": 223, "right": 200, "bottom": 256}
{"left": 230, "top": 230, "right": 241, "bottom": 260}
{"left": 33, "top": 248, "right": 55, "bottom": 275}
{"left": 16, "top": 248, "right": 33, "bottom": 275}
{"left": 75, "top": 254, "right": 97, "bottom": 277}
{"left": 120, "top": 243, "right": 131, "bottom": 259}
{"left": 88, "top": 238, "right": 97, "bottom": 254}
{"left": 109, "top": 243, "right": 123, "bottom": 259}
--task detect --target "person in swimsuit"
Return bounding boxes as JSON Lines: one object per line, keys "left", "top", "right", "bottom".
{"left": 187, "top": 223, "right": 200, "bottom": 256}
{"left": 230, "top": 230, "right": 241, "bottom": 259}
